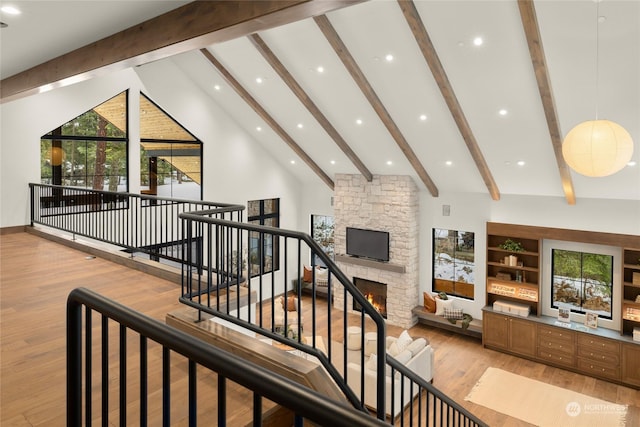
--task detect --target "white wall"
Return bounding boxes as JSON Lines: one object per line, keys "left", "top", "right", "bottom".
{"left": 417, "top": 191, "right": 640, "bottom": 321}
{"left": 134, "top": 59, "right": 305, "bottom": 298}
{"left": 0, "top": 69, "right": 141, "bottom": 228}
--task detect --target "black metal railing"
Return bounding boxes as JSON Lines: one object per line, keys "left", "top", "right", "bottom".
{"left": 29, "top": 183, "right": 243, "bottom": 266}
{"left": 35, "top": 184, "right": 487, "bottom": 426}
{"left": 67, "top": 287, "right": 389, "bottom": 427}
{"left": 179, "top": 212, "right": 488, "bottom": 426}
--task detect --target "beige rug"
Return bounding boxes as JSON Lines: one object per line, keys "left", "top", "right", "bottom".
{"left": 465, "top": 367, "right": 627, "bottom": 426}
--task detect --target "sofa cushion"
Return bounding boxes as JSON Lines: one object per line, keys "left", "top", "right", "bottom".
{"left": 395, "top": 349, "right": 412, "bottom": 365}
{"left": 387, "top": 341, "right": 400, "bottom": 357}
{"left": 443, "top": 307, "right": 464, "bottom": 320}
{"left": 435, "top": 297, "right": 455, "bottom": 316}
{"left": 396, "top": 330, "right": 413, "bottom": 352}
{"left": 423, "top": 292, "right": 437, "bottom": 313}
{"left": 406, "top": 337, "right": 427, "bottom": 356}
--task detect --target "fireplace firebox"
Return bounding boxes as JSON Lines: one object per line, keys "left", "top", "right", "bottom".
{"left": 353, "top": 277, "right": 387, "bottom": 318}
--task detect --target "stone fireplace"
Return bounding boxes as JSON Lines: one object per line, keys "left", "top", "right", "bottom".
{"left": 333, "top": 174, "right": 419, "bottom": 328}
{"left": 353, "top": 277, "right": 387, "bottom": 318}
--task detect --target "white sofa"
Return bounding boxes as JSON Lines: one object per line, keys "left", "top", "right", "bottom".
{"left": 346, "top": 333, "right": 434, "bottom": 418}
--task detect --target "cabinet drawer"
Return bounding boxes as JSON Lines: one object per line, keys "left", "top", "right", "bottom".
{"left": 577, "top": 334, "right": 620, "bottom": 354}
{"left": 538, "top": 325, "right": 574, "bottom": 343}
{"left": 538, "top": 349, "right": 575, "bottom": 367}
{"left": 577, "top": 346, "right": 619, "bottom": 365}
{"left": 577, "top": 358, "right": 620, "bottom": 381}
{"left": 538, "top": 337, "right": 575, "bottom": 356}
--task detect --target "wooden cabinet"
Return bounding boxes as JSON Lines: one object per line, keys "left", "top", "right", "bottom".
{"left": 486, "top": 223, "right": 541, "bottom": 316}
{"left": 622, "top": 248, "right": 640, "bottom": 337}
{"left": 576, "top": 335, "right": 621, "bottom": 381}
{"left": 483, "top": 311, "right": 537, "bottom": 357}
{"left": 537, "top": 325, "right": 575, "bottom": 368}
{"left": 622, "top": 343, "right": 640, "bottom": 387}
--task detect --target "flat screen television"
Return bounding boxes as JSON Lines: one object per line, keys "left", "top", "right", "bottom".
{"left": 346, "top": 227, "right": 389, "bottom": 262}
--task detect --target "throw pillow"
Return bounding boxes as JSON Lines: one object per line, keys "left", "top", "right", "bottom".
{"left": 316, "top": 267, "right": 328, "bottom": 281}
{"left": 423, "top": 292, "right": 437, "bottom": 313}
{"left": 443, "top": 307, "right": 464, "bottom": 320}
{"left": 285, "top": 296, "right": 297, "bottom": 311}
{"left": 435, "top": 297, "right": 454, "bottom": 316}
{"left": 396, "top": 330, "right": 413, "bottom": 352}
{"left": 387, "top": 341, "right": 400, "bottom": 357}
{"left": 302, "top": 265, "right": 313, "bottom": 282}
{"left": 406, "top": 337, "right": 427, "bottom": 356}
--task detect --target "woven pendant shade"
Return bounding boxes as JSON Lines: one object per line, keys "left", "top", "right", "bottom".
{"left": 562, "top": 119, "right": 633, "bottom": 177}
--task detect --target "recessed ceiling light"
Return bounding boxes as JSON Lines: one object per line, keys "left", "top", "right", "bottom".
{"left": 256, "top": 77, "right": 263, "bottom": 84}
{"left": 517, "top": 160, "right": 526, "bottom": 166}
{"left": 290, "top": 160, "right": 296, "bottom": 165}
{"left": 214, "top": 85, "right": 221, "bottom": 91}
{"left": 256, "top": 126, "right": 262, "bottom": 132}
{"left": 1, "top": 5, "right": 21, "bottom": 15}
{"left": 356, "top": 119, "right": 363, "bottom": 125}
{"left": 419, "top": 114, "right": 427, "bottom": 121}
{"left": 386, "top": 160, "right": 393, "bottom": 166}
{"left": 297, "top": 123, "right": 303, "bottom": 129}
{"left": 330, "top": 160, "right": 336, "bottom": 165}
{"left": 445, "top": 161, "right": 453, "bottom": 166}
{"left": 499, "top": 109, "right": 508, "bottom": 116}
{"left": 473, "top": 37, "right": 483, "bottom": 46}
{"left": 316, "top": 66, "right": 324, "bottom": 73}
{"left": 385, "top": 54, "right": 394, "bottom": 62}
{"left": 628, "top": 161, "right": 637, "bottom": 167}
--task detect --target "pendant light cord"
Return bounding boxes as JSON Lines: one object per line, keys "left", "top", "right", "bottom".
{"left": 595, "top": 0, "right": 600, "bottom": 120}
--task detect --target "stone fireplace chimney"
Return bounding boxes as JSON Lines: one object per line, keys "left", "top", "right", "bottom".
{"left": 333, "top": 174, "right": 419, "bottom": 328}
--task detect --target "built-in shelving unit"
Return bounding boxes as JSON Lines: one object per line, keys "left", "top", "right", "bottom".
{"left": 622, "top": 248, "right": 640, "bottom": 336}
{"left": 486, "top": 223, "right": 541, "bottom": 316}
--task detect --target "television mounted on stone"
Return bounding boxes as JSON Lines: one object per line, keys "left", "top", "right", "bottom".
{"left": 346, "top": 227, "right": 389, "bottom": 262}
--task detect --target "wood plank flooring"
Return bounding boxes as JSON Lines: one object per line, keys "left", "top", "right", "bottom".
{"left": 1, "top": 231, "right": 639, "bottom": 426}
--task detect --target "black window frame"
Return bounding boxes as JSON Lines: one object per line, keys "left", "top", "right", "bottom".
{"left": 247, "top": 198, "right": 280, "bottom": 277}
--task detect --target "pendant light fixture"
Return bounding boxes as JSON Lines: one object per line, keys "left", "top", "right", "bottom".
{"left": 562, "top": 1, "right": 634, "bottom": 177}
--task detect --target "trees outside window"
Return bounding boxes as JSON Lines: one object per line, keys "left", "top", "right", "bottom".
{"left": 552, "top": 249, "right": 613, "bottom": 319}
{"left": 41, "top": 92, "right": 128, "bottom": 191}
{"left": 247, "top": 198, "right": 280, "bottom": 277}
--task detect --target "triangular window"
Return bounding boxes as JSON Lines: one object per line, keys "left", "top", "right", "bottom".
{"left": 140, "top": 93, "right": 202, "bottom": 200}
{"left": 40, "top": 91, "right": 128, "bottom": 191}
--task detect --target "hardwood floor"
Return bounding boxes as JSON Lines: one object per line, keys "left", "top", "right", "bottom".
{"left": 1, "top": 231, "right": 639, "bottom": 426}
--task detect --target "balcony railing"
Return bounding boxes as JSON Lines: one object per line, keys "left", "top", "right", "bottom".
{"left": 32, "top": 184, "right": 486, "bottom": 426}
{"left": 179, "top": 211, "right": 488, "bottom": 426}
{"left": 29, "top": 183, "right": 243, "bottom": 266}
{"left": 67, "top": 287, "right": 388, "bottom": 426}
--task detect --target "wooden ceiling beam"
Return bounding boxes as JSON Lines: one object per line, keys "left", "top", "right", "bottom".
{"left": 518, "top": 0, "right": 576, "bottom": 205}
{"left": 1, "top": 0, "right": 364, "bottom": 103}
{"left": 314, "top": 15, "right": 439, "bottom": 197}
{"left": 398, "top": 0, "right": 500, "bottom": 201}
{"left": 200, "top": 48, "right": 334, "bottom": 190}
{"left": 249, "top": 33, "right": 373, "bottom": 182}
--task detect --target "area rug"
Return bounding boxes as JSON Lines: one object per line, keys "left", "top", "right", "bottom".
{"left": 465, "top": 367, "right": 627, "bottom": 426}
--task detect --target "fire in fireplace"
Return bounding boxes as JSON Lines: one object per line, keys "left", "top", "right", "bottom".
{"left": 353, "top": 277, "right": 387, "bottom": 318}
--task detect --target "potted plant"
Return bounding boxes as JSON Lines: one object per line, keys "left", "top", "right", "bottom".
{"left": 498, "top": 238, "right": 524, "bottom": 252}
{"left": 499, "top": 239, "right": 524, "bottom": 266}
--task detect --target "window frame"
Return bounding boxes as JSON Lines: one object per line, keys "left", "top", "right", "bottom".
{"left": 550, "top": 248, "right": 614, "bottom": 320}
{"left": 247, "top": 198, "right": 280, "bottom": 277}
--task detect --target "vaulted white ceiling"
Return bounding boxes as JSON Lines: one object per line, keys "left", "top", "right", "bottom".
{"left": 2, "top": 0, "right": 638, "bottom": 202}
